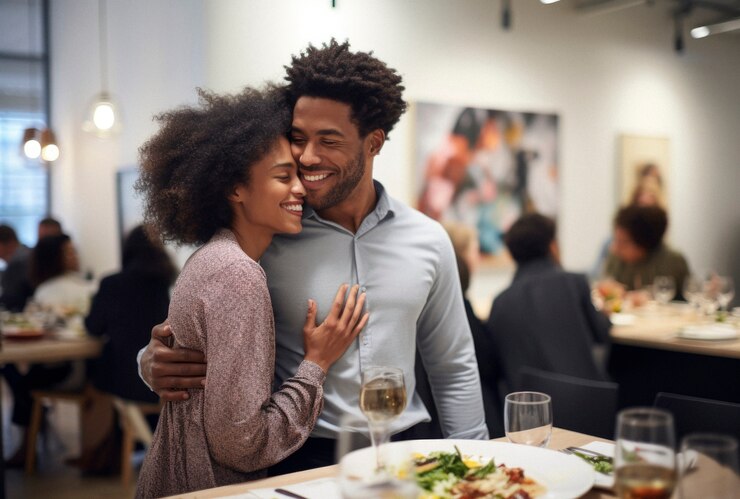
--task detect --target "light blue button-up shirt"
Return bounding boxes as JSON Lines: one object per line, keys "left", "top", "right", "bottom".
{"left": 261, "top": 181, "right": 488, "bottom": 440}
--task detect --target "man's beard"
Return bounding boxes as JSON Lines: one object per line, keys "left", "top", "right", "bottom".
{"left": 308, "top": 149, "right": 366, "bottom": 211}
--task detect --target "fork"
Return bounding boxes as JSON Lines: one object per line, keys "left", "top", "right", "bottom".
{"left": 564, "top": 446, "right": 613, "bottom": 460}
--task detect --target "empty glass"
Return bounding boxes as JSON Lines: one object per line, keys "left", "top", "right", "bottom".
{"left": 614, "top": 408, "right": 676, "bottom": 499}
{"left": 682, "top": 275, "right": 702, "bottom": 313}
{"left": 717, "top": 276, "right": 735, "bottom": 314}
{"left": 504, "top": 391, "right": 552, "bottom": 448}
{"left": 652, "top": 276, "right": 676, "bottom": 307}
{"left": 679, "top": 433, "right": 740, "bottom": 499}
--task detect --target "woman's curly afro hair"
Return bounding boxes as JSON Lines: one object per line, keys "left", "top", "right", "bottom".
{"left": 284, "top": 39, "right": 407, "bottom": 138}
{"left": 136, "top": 85, "right": 291, "bottom": 246}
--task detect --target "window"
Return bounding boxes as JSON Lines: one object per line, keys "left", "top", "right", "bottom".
{"left": 0, "top": 0, "right": 49, "bottom": 247}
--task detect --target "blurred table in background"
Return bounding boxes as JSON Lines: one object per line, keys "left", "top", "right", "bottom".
{"left": 0, "top": 334, "right": 102, "bottom": 365}
{"left": 608, "top": 305, "right": 740, "bottom": 406}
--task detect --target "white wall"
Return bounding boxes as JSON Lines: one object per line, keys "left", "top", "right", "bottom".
{"left": 50, "top": 0, "right": 206, "bottom": 277}
{"left": 51, "top": 0, "right": 740, "bottom": 308}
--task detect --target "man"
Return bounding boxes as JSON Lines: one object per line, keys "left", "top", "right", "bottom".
{"left": 0, "top": 224, "right": 34, "bottom": 312}
{"left": 605, "top": 205, "right": 689, "bottom": 298}
{"left": 139, "top": 40, "right": 488, "bottom": 472}
{"left": 485, "top": 213, "right": 611, "bottom": 392}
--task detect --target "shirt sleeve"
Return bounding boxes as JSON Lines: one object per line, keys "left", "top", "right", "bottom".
{"left": 578, "top": 274, "right": 611, "bottom": 344}
{"left": 415, "top": 234, "right": 489, "bottom": 440}
{"left": 201, "top": 261, "right": 326, "bottom": 473}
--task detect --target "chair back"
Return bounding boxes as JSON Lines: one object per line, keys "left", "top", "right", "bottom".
{"left": 653, "top": 392, "right": 740, "bottom": 442}
{"left": 518, "top": 366, "right": 619, "bottom": 439}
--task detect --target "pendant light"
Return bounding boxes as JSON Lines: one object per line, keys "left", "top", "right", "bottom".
{"left": 22, "top": 128, "right": 41, "bottom": 159}
{"left": 83, "top": 0, "right": 120, "bottom": 136}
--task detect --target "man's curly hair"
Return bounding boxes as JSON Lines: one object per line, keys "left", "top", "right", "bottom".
{"left": 284, "top": 39, "right": 407, "bottom": 138}
{"left": 136, "top": 86, "right": 291, "bottom": 246}
{"left": 614, "top": 205, "right": 668, "bottom": 252}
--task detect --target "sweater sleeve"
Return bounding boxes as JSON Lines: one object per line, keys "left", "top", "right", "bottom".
{"left": 201, "top": 261, "right": 326, "bottom": 473}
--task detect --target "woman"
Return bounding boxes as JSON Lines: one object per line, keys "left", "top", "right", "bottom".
{"left": 135, "top": 86, "right": 368, "bottom": 497}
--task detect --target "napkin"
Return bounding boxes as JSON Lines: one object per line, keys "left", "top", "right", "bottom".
{"left": 580, "top": 441, "right": 616, "bottom": 490}
{"left": 241, "top": 477, "right": 341, "bottom": 499}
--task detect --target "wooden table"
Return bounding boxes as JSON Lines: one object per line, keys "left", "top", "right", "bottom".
{"left": 171, "top": 428, "right": 615, "bottom": 498}
{"left": 610, "top": 308, "right": 740, "bottom": 359}
{"left": 0, "top": 333, "right": 102, "bottom": 499}
{"left": 0, "top": 334, "right": 103, "bottom": 365}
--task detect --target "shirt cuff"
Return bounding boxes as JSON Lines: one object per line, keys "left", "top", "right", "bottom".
{"left": 136, "top": 346, "right": 154, "bottom": 391}
{"left": 295, "top": 360, "right": 327, "bottom": 386}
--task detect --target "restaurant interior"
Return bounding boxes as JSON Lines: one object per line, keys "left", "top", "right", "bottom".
{"left": 0, "top": 0, "right": 739, "bottom": 498}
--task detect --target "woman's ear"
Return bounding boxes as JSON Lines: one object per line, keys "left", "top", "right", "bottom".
{"left": 228, "top": 184, "right": 246, "bottom": 203}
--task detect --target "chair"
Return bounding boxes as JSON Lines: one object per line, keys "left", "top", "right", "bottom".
{"left": 112, "top": 397, "right": 161, "bottom": 485}
{"left": 653, "top": 392, "right": 740, "bottom": 442}
{"left": 25, "top": 390, "right": 88, "bottom": 474}
{"left": 518, "top": 366, "right": 619, "bottom": 439}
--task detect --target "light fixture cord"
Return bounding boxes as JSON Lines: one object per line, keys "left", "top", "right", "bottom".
{"left": 99, "top": 0, "right": 108, "bottom": 93}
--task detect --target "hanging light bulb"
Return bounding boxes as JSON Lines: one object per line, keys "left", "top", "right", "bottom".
{"left": 83, "top": 0, "right": 120, "bottom": 136}
{"left": 40, "top": 128, "right": 60, "bottom": 162}
{"left": 22, "top": 127, "right": 41, "bottom": 159}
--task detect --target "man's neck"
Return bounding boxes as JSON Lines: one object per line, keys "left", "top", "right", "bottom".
{"left": 316, "top": 181, "right": 378, "bottom": 233}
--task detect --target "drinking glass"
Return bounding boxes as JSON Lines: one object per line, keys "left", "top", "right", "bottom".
{"left": 359, "top": 366, "right": 407, "bottom": 470}
{"left": 337, "top": 413, "right": 416, "bottom": 499}
{"left": 504, "top": 391, "right": 552, "bottom": 448}
{"left": 682, "top": 275, "right": 702, "bottom": 312}
{"left": 652, "top": 276, "right": 676, "bottom": 307}
{"left": 614, "top": 408, "right": 676, "bottom": 499}
{"left": 679, "top": 433, "right": 740, "bottom": 499}
{"left": 717, "top": 276, "right": 735, "bottom": 313}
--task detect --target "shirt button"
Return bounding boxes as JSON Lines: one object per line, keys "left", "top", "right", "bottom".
{"left": 360, "top": 286, "right": 366, "bottom": 293}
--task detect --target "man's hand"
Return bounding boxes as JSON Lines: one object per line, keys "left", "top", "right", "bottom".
{"left": 141, "top": 323, "right": 207, "bottom": 401}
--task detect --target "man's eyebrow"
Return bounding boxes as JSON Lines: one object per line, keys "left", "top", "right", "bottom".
{"left": 290, "top": 126, "right": 345, "bottom": 138}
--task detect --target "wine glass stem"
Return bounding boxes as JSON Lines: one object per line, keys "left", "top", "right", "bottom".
{"left": 368, "top": 422, "right": 389, "bottom": 471}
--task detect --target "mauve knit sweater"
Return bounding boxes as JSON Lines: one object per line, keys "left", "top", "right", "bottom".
{"left": 136, "top": 229, "right": 326, "bottom": 498}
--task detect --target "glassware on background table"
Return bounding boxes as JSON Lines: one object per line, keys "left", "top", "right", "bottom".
{"left": 678, "top": 433, "right": 740, "bottom": 499}
{"left": 614, "top": 407, "right": 676, "bottom": 499}
{"left": 504, "top": 391, "right": 553, "bottom": 448}
{"left": 337, "top": 413, "right": 416, "bottom": 499}
{"left": 359, "top": 366, "right": 407, "bottom": 470}
{"left": 652, "top": 275, "right": 676, "bottom": 307}
{"left": 717, "top": 276, "right": 735, "bottom": 315}
{"left": 682, "top": 275, "right": 703, "bottom": 315}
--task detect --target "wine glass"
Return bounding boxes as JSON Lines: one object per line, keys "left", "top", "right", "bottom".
{"left": 717, "top": 276, "right": 735, "bottom": 314}
{"left": 652, "top": 276, "right": 676, "bottom": 308}
{"left": 337, "top": 413, "right": 417, "bottom": 499}
{"left": 679, "top": 433, "right": 740, "bottom": 499}
{"left": 682, "top": 275, "right": 702, "bottom": 314}
{"left": 359, "top": 366, "right": 407, "bottom": 470}
{"left": 614, "top": 408, "right": 676, "bottom": 499}
{"left": 504, "top": 391, "right": 552, "bottom": 448}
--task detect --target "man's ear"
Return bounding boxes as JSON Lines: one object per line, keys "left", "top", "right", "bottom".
{"left": 367, "top": 129, "right": 386, "bottom": 155}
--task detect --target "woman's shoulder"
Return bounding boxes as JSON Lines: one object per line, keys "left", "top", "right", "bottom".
{"left": 182, "top": 230, "right": 264, "bottom": 282}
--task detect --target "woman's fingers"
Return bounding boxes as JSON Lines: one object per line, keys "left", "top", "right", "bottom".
{"left": 345, "top": 290, "right": 366, "bottom": 330}
{"left": 327, "top": 284, "right": 349, "bottom": 323}
{"left": 303, "top": 299, "right": 317, "bottom": 330}
{"left": 352, "top": 312, "right": 370, "bottom": 337}
{"left": 338, "top": 284, "right": 359, "bottom": 327}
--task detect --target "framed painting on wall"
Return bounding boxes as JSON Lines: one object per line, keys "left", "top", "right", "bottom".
{"left": 116, "top": 167, "right": 143, "bottom": 246}
{"left": 618, "top": 134, "right": 670, "bottom": 211}
{"left": 414, "top": 102, "right": 559, "bottom": 264}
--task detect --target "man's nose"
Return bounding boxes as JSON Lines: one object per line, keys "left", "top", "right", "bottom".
{"left": 299, "top": 142, "right": 320, "bottom": 166}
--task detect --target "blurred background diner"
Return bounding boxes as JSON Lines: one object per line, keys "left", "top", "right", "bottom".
{"left": 0, "top": 0, "right": 738, "bottom": 497}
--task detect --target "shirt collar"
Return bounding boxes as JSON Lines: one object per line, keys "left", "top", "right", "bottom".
{"left": 303, "top": 180, "right": 395, "bottom": 226}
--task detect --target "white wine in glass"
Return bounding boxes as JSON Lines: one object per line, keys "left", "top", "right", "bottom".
{"left": 359, "top": 366, "right": 407, "bottom": 470}
{"left": 614, "top": 408, "right": 676, "bottom": 499}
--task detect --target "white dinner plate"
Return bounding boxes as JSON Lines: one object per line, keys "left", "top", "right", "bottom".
{"left": 676, "top": 324, "right": 738, "bottom": 341}
{"left": 342, "top": 439, "right": 595, "bottom": 499}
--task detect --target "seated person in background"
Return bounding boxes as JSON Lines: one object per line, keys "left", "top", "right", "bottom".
{"left": 86, "top": 224, "right": 176, "bottom": 403}
{"left": 604, "top": 205, "right": 689, "bottom": 299}
{"left": 486, "top": 213, "right": 611, "bottom": 392}
{"left": 443, "top": 222, "right": 504, "bottom": 437}
{"left": 1, "top": 233, "right": 94, "bottom": 466}
{"left": 0, "top": 224, "right": 34, "bottom": 312}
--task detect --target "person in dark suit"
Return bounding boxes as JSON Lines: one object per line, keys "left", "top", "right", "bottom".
{"left": 486, "top": 213, "right": 611, "bottom": 393}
